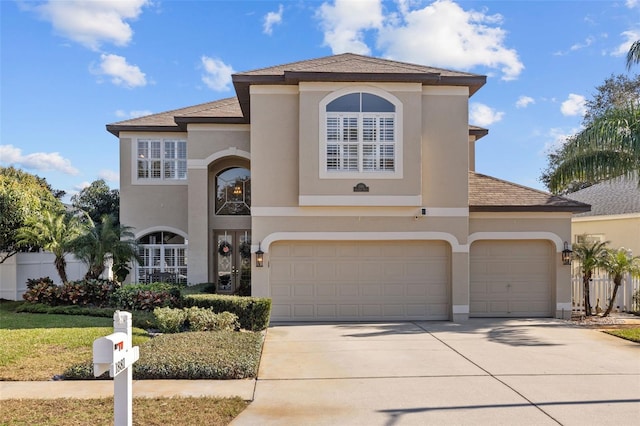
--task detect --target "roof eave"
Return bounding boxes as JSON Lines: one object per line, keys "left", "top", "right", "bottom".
{"left": 469, "top": 205, "right": 592, "bottom": 213}
{"left": 106, "top": 124, "right": 181, "bottom": 137}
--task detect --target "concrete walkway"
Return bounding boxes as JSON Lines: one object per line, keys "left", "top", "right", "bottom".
{"left": 2, "top": 319, "right": 638, "bottom": 425}
{"left": 231, "top": 319, "right": 640, "bottom": 425}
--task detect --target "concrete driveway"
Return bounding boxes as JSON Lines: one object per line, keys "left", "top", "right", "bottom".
{"left": 232, "top": 319, "right": 640, "bottom": 425}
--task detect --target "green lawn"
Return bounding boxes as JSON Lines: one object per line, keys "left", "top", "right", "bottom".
{"left": 0, "top": 300, "right": 150, "bottom": 381}
{"left": 604, "top": 328, "right": 640, "bottom": 343}
{"left": 1, "top": 396, "right": 248, "bottom": 425}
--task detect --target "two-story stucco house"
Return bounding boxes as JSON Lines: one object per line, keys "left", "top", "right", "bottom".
{"left": 107, "top": 53, "right": 589, "bottom": 322}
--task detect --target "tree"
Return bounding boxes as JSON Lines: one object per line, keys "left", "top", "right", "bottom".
{"left": 16, "top": 211, "right": 85, "bottom": 283}
{"left": 546, "top": 104, "right": 639, "bottom": 193}
{"left": 541, "top": 73, "right": 640, "bottom": 194}
{"left": 627, "top": 40, "right": 640, "bottom": 70}
{"left": 0, "top": 167, "right": 64, "bottom": 263}
{"left": 71, "top": 214, "right": 138, "bottom": 281}
{"left": 599, "top": 248, "right": 640, "bottom": 317}
{"left": 71, "top": 179, "right": 120, "bottom": 225}
{"left": 573, "top": 240, "right": 609, "bottom": 316}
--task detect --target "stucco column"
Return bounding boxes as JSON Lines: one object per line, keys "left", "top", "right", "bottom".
{"left": 556, "top": 256, "right": 572, "bottom": 319}
{"left": 451, "top": 251, "right": 470, "bottom": 322}
{"left": 187, "top": 168, "right": 208, "bottom": 284}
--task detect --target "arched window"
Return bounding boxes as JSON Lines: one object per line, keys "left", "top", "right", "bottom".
{"left": 215, "top": 167, "right": 251, "bottom": 215}
{"left": 137, "top": 231, "right": 187, "bottom": 284}
{"left": 322, "top": 90, "right": 400, "bottom": 177}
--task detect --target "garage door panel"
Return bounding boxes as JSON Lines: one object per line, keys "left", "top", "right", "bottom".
{"left": 270, "top": 241, "right": 450, "bottom": 321}
{"left": 470, "top": 241, "right": 552, "bottom": 318}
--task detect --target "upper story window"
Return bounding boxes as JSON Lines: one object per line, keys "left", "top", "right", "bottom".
{"left": 321, "top": 90, "right": 401, "bottom": 178}
{"left": 137, "top": 139, "right": 187, "bottom": 180}
{"left": 215, "top": 167, "right": 251, "bottom": 215}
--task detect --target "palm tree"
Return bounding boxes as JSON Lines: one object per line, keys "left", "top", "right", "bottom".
{"left": 599, "top": 248, "right": 640, "bottom": 317}
{"left": 17, "top": 210, "right": 85, "bottom": 283}
{"left": 548, "top": 104, "right": 639, "bottom": 193}
{"left": 573, "top": 240, "right": 609, "bottom": 316}
{"left": 627, "top": 40, "right": 640, "bottom": 70}
{"left": 72, "top": 214, "right": 139, "bottom": 280}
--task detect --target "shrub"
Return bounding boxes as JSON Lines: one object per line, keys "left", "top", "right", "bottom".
{"left": 22, "top": 277, "right": 60, "bottom": 305}
{"left": 111, "top": 283, "right": 182, "bottom": 311}
{"left": 185, "top": 307, "right": 239, "bottom": 332}
{"left": 153, "top": 307, "right": 188, "bottom": 333}
{"left": 153, "top": 307, "right": 239, "bottom": 333}
{"left": 22, "top": 278, "right": 117, "bottom": 307}
{"left": 184, "top": 294, "right": 271, "bottom": 331}
{"left": 14, "top": 303, "right": 156, "bottom": 329}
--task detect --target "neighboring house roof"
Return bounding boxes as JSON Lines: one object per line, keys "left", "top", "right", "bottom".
{"left": 564, "top": 174, "right": 640, "bottom": 217}
{"left": 469, "top": 172, "right": 591, "bottom": 213}
{"left": 107, "top": 53, "right": 487, "bottom": 136}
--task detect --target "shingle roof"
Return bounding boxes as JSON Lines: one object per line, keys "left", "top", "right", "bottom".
{"left": 106, "top": 53, "right": 489, "bottom": 137}
{"left": 564, "top": 173, "right": 640, "bottom": 217}
{"left": 232, "top": 53, "right": 486, "bottom": 119}
{"left": 106, "top": 97, "right": 244, "bottom": 135}
{"left": 469, "top": 172, "right": 591, "bottom": 213}
{"left": 236, "top": 53, "right": 481, "bottom": 79}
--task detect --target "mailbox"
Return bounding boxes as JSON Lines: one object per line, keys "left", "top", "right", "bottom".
{"left": 93, "top": 332, "right": 139, "bottom": 377}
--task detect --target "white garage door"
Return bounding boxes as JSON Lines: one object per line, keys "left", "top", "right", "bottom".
{"left": 269, "top": 241, "right": 450, "bottom": 321}
{"left": 470, "top": 240, "right": 553, "bottom": 317}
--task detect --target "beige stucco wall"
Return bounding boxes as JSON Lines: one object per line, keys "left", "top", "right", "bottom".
{"left": 572, "top": 214, "right": 640, "bottom": 256}
{"left": 422, "top": 87, "right": 469, "bottom": 208}
{"left": 119, "top": 134, "right": 189, "bottom": 238}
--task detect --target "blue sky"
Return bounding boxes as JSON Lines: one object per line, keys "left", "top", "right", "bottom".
{"left": 1, "top": 0, "right": 639, "bottom": 201}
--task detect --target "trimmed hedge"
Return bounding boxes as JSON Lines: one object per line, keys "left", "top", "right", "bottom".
{"left": 64, "top": 330, "right": 263, "bottom": 380}
{"left": 110, "top": 283, "right": 182, "bottom": 311}
{"left": 184, "top": 294, "right": 271, "bottom": 331}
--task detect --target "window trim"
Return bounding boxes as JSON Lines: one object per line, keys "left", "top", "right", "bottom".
{"left": 319, "top": 86, "right": 403, "bottom": 179}
{"left": 132, "top": 137, "right": 188, "bottom": 185}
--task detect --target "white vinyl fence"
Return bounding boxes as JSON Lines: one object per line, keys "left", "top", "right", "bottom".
{"left": 0, "top": 252, "right": 112, "bottom": 300}
{"left": 572, "top": 268, "right": 640, "bottom": 314}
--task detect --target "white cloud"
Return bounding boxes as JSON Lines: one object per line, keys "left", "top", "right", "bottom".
{"left": 560, "top": 94, "right": 586, "bottom": 117}
{"left": 98, "top": 169, "right": 120, "bottom": 183}
{"left": 115, "top": 109, "right": 153, "bottom": 119}
{"left": 316, "top": 0, "right": 384, "bottom": 55}
{"left": 0, "top": 144, "right": 79, "bottom": 175}
{"left": 469, "top": 103, "right": 504, "bottom": 126}
{"left": 376, "top": 0, "right": 524, "bottom": 80}
{"left": 74, "top": 181, "right": 92, "bottom": 191}
{"left": 541, "top": 127, "right": 580, "bottom": 155}
{"left": 627, "top": 0, "right": 639, "bottom": 9}
{"left": 95, "top": 54, "right": 147, "bottom": 88}
{"left": 263, "top": 4, "right": 284, "bottom": 35}
{"left": 516, "top": 96, "right": 535, "bottom": 109}
{"left": 33, "top": 0, "right": 150, "bottom": 51}
{"left": 570, "top": 36, "right": 595, "bottom": 52}
{"left": 611, "top": 29, "right": 640, "bottom": 57}
{"left": 201, "top": 56, "right": 235, "bottom": 91}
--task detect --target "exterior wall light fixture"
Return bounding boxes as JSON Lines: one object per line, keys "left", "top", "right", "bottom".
{"left": 562, "top": 241, "right": 573, "bottom": 265}
{"left": 256, "top": 243, "right": 264, "bottom": 267}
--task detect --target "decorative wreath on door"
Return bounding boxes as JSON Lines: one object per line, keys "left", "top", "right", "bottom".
{"left": 218, "top": 241, "right": 232, "bottom": 257}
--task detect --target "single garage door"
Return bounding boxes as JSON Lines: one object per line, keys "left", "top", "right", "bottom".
{"left": 470, "top": 240, "right": 553, "bottom": 317}
{"left": 269, "top": 240, "right": 450, "bottom": 321}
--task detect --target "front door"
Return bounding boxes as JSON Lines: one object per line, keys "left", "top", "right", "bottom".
{"left": 214, "top": 230, "right": 251, "bottom": 295}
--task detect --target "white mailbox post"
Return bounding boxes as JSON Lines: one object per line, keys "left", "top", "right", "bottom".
{"left": 93, "top": 311, "right": 139, "bottom": 426}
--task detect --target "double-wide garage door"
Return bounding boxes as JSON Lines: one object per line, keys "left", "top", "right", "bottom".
{"left": 470, "top": 240, "right": 553, "bottom": 317}
{"left": 269, "top": 241, "right": 450, "bottom": 321}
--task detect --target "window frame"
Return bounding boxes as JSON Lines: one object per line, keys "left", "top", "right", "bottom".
{"left": 136, "top": 231, "right": 187, "bottom": 284}
{"left": 319, "top": 87, "right": 403, "bottom": 179}
{"left": 134, "top": 138, "right": 187, "bottom": 184}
